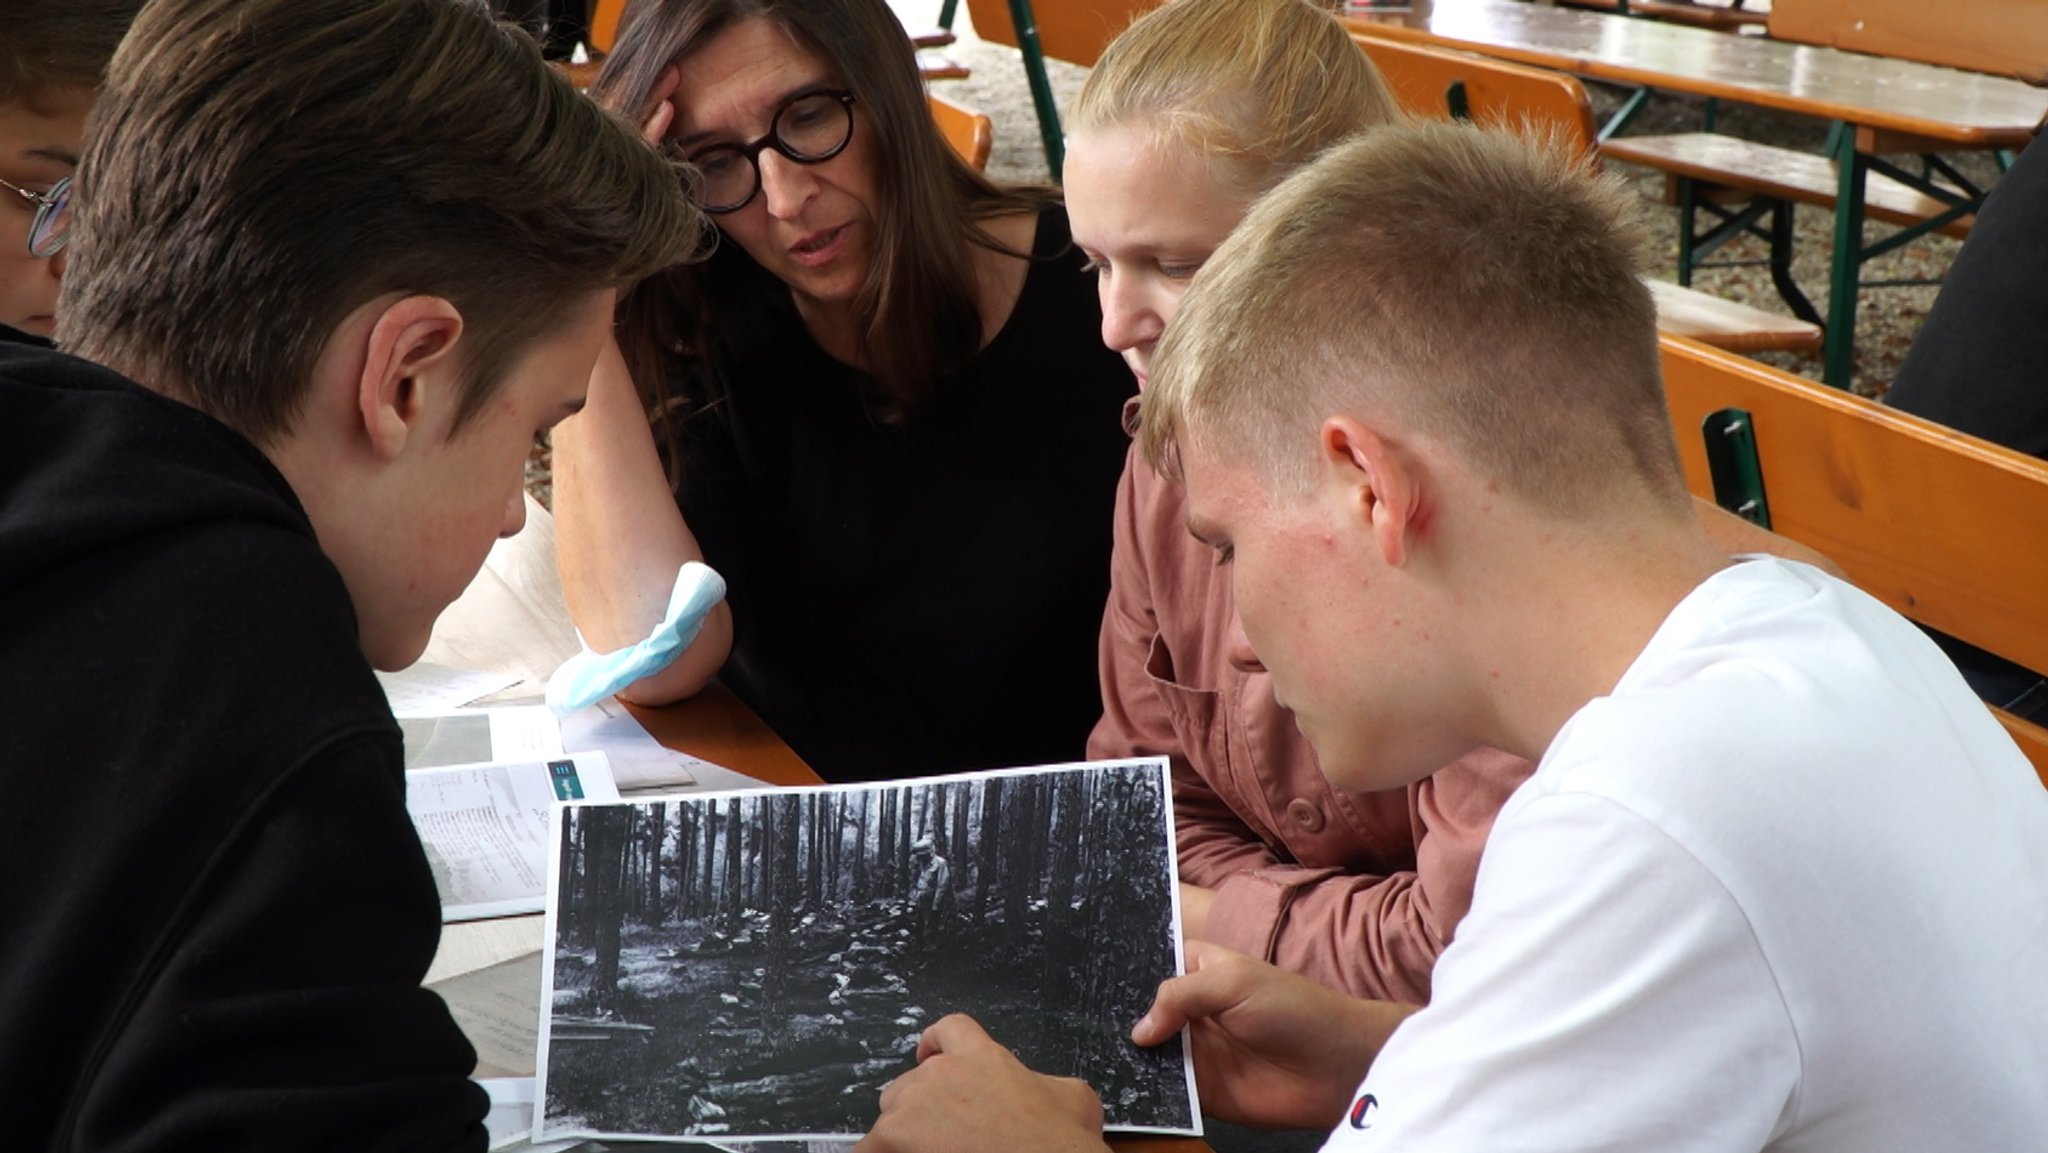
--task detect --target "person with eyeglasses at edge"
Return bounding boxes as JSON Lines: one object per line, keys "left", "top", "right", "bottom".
{"left": 0, "top": 1, "right": 143, "bottom": 348}
{"left": 551, "top": 0, "right": 1137, "bottom": 783}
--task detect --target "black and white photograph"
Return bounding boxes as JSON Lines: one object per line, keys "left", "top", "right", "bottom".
{"left": 534, "top": 758, "right": 1194, "bottom": 1144}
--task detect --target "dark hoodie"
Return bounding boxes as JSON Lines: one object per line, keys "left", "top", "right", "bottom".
{"left": 0, "top": 343, "right": 485, "bottom": 1150}
{"left": 0, "top": 320, "right": 54, "bottom": 349}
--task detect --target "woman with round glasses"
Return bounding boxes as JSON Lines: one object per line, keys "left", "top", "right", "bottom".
{"left": 552, "top": 0, "right": 1135, "bottom": 782}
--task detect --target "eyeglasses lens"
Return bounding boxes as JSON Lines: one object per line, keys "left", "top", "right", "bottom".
{"left": 29, "top": 177, "right": 71, "bottom": 258}
{"left": 688, "top": 92, "right": 853, "bottom": 213}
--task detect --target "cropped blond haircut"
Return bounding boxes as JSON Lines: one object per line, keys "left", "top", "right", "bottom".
{"left": 1068, "top": 0, "right": 1404, "bottom": 197}
{"left": 1142, "top": 120, "right": 1688, "bottom": 519}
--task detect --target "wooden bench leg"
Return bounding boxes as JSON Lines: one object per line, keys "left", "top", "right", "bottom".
{"left": 1003, "top": 0, "right": 1066, "bottom": 179}
{"left": 1676, "top": 188, "right": 1821, "bottom": 329}
{"left": 1822, "top": 132, "right": 1868, "bottom": 388}
{"left": 1767, "top": 201, "right": 1823, "bottom": 327}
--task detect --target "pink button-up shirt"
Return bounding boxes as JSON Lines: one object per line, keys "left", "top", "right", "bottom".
{"left": 1087, "top": 433, "right": 1534, "bottom": 1002}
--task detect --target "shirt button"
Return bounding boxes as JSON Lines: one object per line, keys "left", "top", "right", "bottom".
{"left": 1285, "top": 799, "right": 1326, "bottom": 834}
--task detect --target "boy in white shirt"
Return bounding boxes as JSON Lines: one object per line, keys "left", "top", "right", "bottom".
{"left": 856, "top": 120, "right": 2048, "bottom": 1153}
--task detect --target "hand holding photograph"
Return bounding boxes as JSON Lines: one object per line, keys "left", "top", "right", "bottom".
{"left": 533, "top": 758, "right": 1196, "bottom": 1145}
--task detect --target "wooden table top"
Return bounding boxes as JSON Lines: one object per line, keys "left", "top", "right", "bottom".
{"left": 1346, "top": 0, "right": 2048, "bottom": 145}
{"left": 623, "top": 685, "right": 819, "bottom": 787}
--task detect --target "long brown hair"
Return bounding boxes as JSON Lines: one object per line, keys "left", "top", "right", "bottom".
{"left": 594, "top": 0, "right": 1055, "bottom": 439}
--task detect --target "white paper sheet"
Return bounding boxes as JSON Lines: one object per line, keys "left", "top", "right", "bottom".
{"left": 559, "top": 696, "right": 708, "bottom": 790}
{"left": 378, "top": 661, "right": 525, "bottom": 713}
{"left": 531, "top": 758, "right": 1199, "bottom": 1145}
{"left": 409, "top": 751, "right": 619, "bottom": 922}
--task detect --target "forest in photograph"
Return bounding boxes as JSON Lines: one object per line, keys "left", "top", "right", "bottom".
{"left": 539, "top": 761, "right": 1190, "bottom": 1142}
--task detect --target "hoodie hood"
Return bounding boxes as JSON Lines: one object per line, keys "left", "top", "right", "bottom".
{"left": 0, "top": 342, "right": 313, "bottom": 597}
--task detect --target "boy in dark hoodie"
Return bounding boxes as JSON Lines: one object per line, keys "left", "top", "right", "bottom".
{"left": 0, "top": 0, "right": 702, "bottom": 1147}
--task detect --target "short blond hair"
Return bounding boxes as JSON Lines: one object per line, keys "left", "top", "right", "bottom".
{"left": 1142, "top": 120, "right": 1686, "bottom": 518}
{"left": 1068, "top": 0, "right": 1404, "bottom": 197}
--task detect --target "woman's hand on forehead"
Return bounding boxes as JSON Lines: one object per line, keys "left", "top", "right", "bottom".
{"left": 638, "top": 64, "right": 682, "bottom": 145}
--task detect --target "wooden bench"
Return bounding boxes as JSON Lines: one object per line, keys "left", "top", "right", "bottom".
{"left": 929, "top": 91, "right": 994, "bottom": 172}
{"left": 1355, "top": 35, "right": 1822, "bottom": 355}
{"left": 1602, "top": 134, "right": 1977, "bottom": 242}
{"left": 1599, "top": 129, "right": 1979, "bottom": 330}
{"left": 1769, "top": 0, "right": 2048, "bottom": 85}
{"left": 1659, "top": 334, "right": 2048, "bottom": 786}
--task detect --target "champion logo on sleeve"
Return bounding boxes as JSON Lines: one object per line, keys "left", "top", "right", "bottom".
{"left": 1348, "top": 1093, "right": 1379, "bottom": 1129}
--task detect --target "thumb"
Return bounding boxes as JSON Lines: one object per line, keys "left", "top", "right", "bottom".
{"left": 1132, "top": 942, "right": 1249, "bottom": 1046}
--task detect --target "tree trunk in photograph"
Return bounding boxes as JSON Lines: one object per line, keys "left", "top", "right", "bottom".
{"left": 723, "top": 799, "right": 743, "bottom": 930}
{"left": 1003, "top": 778, "right": 1038, "bottom": 947}
{"left": 676, "top": 805, "right": 696, "bottom": 924}
{"left": 566, "top": 812, "right": 589, "bottom": 947}
{"left": 853, "top": 792, "right": 871, "bottom": 902}
{"left": 770, "top": 795, "right": 800, "bottom": 1012}
{"left": 750, "top": 799, "right": 767, "bottom": 912}
{"left": 644, "top": 802, "right": 666, "bottom": 927}
{"left": 878, "top": 790, "right": 897, "bottom": 897}
{"left": 950, "top": 782, "right": 971, "bottom": 908}
{"left": 978, "top": 777, "right": 1005, "bottom": 923}
{"left": 1042, "top": 775, "right": 1082, "bottom": 992}
{"left": 897, "top": 787, "right": 913, "bottom": 894}
{"left": 585, "top": 806, "right": 629, "bottom": 1014}
{"left": 808, "top": 792, "right": 825, "bottom": 910}
{"left": 701, "top": 800, "right": 719, "bottom": 919}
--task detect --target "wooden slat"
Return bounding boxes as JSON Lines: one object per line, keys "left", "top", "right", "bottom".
{"left": 1658, "top": 335, "right": 2048, "bottom": 680}
{"left": 1356, "top": 34, "right": 1600, "bottom": 142}
{"left": 1769, "top": 0, "right": 2048, "bottom": 85}
{"left": 588, "top": 0, "right": 625, "bottom": 55}
{"left": 1602, "top": 133, "right": 1976, "bottom": 238}
{"left": 962, "top": 0, "right": 1159, "bottom": 67}
{"left": 1643, "top": 279, "right": 1821, "bottom": 354}
{"left": 1661, "top": 335, "right": 2048, "bottom": 790}
{"left": 1356, "top": 36, "right": 1819, "bottom": 354}
{"left": 929, "top": 91, "right": 994, "bottom": 171}
{"left": 916, "top": 48, "right": 970, "bottom": 81}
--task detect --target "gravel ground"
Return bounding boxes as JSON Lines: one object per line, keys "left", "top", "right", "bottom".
{"left": 530, "top": 9, "right": 1991, "bottom": 507}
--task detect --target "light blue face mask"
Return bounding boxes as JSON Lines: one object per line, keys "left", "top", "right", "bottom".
{"left": 545, "top": 561, "right": 727, "bottom": 714}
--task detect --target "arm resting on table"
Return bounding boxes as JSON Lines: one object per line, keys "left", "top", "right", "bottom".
{"left": 552, "top": 337, "right": 730, "bottom": 705}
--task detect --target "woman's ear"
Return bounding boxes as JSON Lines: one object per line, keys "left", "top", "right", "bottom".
{"left": 357, "top": 295, "right": 464, "bottom": 459}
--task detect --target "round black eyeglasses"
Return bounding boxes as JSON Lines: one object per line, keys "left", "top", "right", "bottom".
{"left": 0, "top": 174, "right": 71, "bottom": 257}
{"left": 683, "top": 90, "right": 856, "bottom": 214}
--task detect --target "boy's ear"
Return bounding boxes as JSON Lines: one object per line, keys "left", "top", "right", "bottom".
{"left": 358, "top": 295, "right": 464, "bottom": 460}
{"left": 1320, "top": 415, "right": 1418, "bottom": 569}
